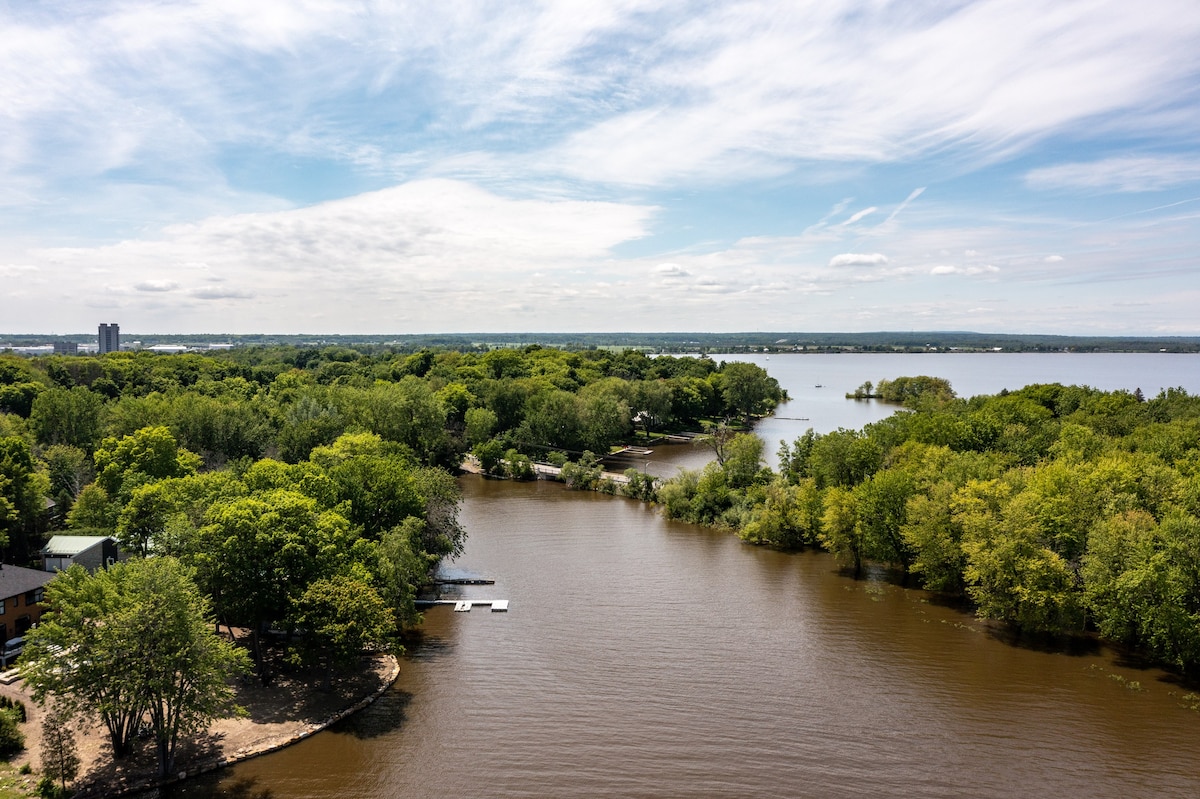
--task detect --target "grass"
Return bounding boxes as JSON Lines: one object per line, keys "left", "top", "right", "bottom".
{"left": 0, "top": 762, "right": 37, "bottom": 799}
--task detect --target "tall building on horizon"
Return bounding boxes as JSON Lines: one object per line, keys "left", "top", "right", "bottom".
{"left": 98, "top": 323, "right": 120, "bottom": 354}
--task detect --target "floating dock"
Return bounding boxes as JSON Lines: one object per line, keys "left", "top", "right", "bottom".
{"left": 417, "top": 599, "right": 509, "bottom": 612}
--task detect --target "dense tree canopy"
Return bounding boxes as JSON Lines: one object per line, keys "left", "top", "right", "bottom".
{"left": 658, "top": 378, "right": 1200, "bottom": 674}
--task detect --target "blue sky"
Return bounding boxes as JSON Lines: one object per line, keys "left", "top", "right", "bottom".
{"left": 3, "top": 0, "right": 1200, "bottom": 335}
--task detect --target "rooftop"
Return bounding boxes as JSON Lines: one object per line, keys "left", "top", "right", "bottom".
{"left": 0, "top": 564, "right": 54, "bottom": 598}
{"left": 42, "top": 535, "right": 115, "bottom": 557}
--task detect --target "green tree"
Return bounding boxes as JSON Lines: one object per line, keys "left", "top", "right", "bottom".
{"left": 0, "top": 435, "right": 45, "bottom": 559}
{"left": 902, "top": 481, "right": 967, "bottom": 593}
{"left": 820, "top": 486, "right": 864, "bottom": 576}
{"left": 41, "top": 444, "right": 93, "bottom": 515}
{"left": 0, "top": 381, "right": 43, "bottom": 418}
{"left": 1083, "top": 510, "right": 1200, "bottom": 672}
{"left": 719, "top": 361, "right": 782, "bottom": 424}
{"left": 721, "top": 433, "right": 766, "bottom": 489}
{"left": 65, "top": 484, "right": 116, "bottom": 532}
{"left": 961, "top": 492, "right": 1082, "bottom": 633}
{"left": 23, "top": 560, "right": 250, "bottom": 772}
{"left": 289, "top": 572, "right": 395, "bottom": 691}
{"left": 93, "top": 426, "right": 202, "bottom": 500}
{"left": 132, "top": 558, "right": 251, "bottom": 776}
{"left": 473, "top": 440, "right": 505, "bottom": 476}
{"left": 40, "top": 703, "right": 80, "bottom": 794}
{"left": 463, "top": 407, "right": 498, "bottom": 448}
{"left": 854, "top": 468, "right": 916, "bottom": 573}
{"left": 29, "top": 388, "right": 104, "bottom": 451}
{"left": 194, "top": 490, "right": 357, "bottom": 683}
{"left": 117, "top": 482, "right": 174, "bottom": 557}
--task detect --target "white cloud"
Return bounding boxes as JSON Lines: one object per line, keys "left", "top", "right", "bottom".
{"left": 134, "top": 280, "right": 179, "bottom": 292}
{"left": 10, "top": 179, "right": 657, "bottom": 330}
{"left": 830, "top": 253, "right": 889, "bottom": 267}
{"left": 843, "top": 207, "right": 877, "bottom": 225}
{"left": 930, "top": 263, "right": 1000, "bottom": 276}
{"left": 1045, "top": 255, "right": 1064, "bottom": 262}
{"left": 191, "top": 287, "right": 254, "bottom": 301}
{"left": 548, "top": 1, "right": 1200, "bottom": 184}
{"left": 1026, "top": 156, "right": 1200, "bottom": 192}
{"left": 655, "top": 263, "right": 691, "bottom": 277}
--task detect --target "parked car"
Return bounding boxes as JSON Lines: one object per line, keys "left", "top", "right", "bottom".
{"left": 0, "top": 637, "right": 24, "bottom": 669}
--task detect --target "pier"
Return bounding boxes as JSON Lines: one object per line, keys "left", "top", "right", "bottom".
{"left": 416, "top": 599, "right": 509, "bottom": 612}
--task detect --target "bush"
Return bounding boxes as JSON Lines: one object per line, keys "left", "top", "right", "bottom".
{"left": 503, "top": 449, "right": 535, "bottom": 481}
{"left": 37, "top": 775, "right": 68, "bottom": 799}
{"left": 0, "top": 695, "right": 26, "bottom": 723}
{"left": 0, "top": 708, "right": 26, "bottom": 757}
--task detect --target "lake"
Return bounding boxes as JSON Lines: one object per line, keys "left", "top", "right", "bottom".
{"left": 175, "top": 353, "right": 1200, "bottom": 798}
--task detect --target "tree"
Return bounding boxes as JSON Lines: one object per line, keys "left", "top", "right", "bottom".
{"left": 22, "top": 559, "right": 250, "bottom": 775}
{"left": 719, "top": 361, "right": 782, "bottom": 424}
{"left": 41, "top": 445, "right": 93, "bottom": 515}
{"left": 0, "top": 435, "right": 45, "bottom": 560}
{"left": 820, "top": 486, "right": 864, "bottom": 576}
{"left": 133, "top": 558, "right": 251, "bottom": 777}
{"left": 194, "top": 490, "right": 356, "bottom": 683}
{"left": 289, "top": 572, "right": 395, "bottom": 691}
{"left": 65, "top": 484, "right": 116, "bottom": 532}
{"left": 29, "top": 388, "right": 104, "bottom": 451}
{"left": 40, "top": 703, "right": 80, "bottom": 794}
{"left": 697, "top": 420, "right": 737, "bottom": 466}
{"left": 961, "top": 492, "right": 1082, "bottom": 633}
{"left": 93, "top": 426, "right": 202, "bottom": 500}
{"left": 854, "top": 468, "right": 916, "bottom": 573}
{"left": 902, "top": 481, "right": 967, "bottom": 593}
{"left": 463, "top": 407, "right": 498, "bottom": 448}
{"left": 721, "top": 433, "right": 766, "bottom": 489}
{"left": 117, "top": 482, "right": 174, "bottom": 557}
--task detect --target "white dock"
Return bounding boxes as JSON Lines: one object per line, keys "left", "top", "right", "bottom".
{"left": 420, "top": 599, "right": 510, "bottom": 612}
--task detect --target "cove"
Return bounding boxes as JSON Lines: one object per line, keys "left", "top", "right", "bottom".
{"left": 176, "top": 473, "right": 1200, "bottom": 798}
{"left": 172, "top": 352, "right": 1200, "bottom": 798}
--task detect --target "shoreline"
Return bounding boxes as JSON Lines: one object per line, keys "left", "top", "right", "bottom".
{"left": 3, "top": 652, "right": 401, "bottom": 798}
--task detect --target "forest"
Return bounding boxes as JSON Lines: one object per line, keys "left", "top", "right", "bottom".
{"left": 4, "top": 341, "right": 1200, "bottom": 776}
{"left": 0, "top": 344, "right": 782, "bottom": 643}
{"left": 654, "top": 378, "right": 1200, "bottom": 675}
{"left": 0, "top": 344, "right": 782, "bottom": 779}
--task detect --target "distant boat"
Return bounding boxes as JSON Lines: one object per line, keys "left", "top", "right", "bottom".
{"left": 814, "top": 384, "right": 823, "bottom": 388}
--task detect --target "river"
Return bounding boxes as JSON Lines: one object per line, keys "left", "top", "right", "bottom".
{"left": 176, "top": 353, "right": 1200, "bottom": 798}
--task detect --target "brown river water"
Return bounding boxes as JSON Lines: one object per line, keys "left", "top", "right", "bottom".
{"left": 174, "top": 354, "right": 1200, "bottom": 798}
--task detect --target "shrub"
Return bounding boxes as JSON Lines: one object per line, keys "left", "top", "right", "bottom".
{"left": 0, "top": 708, "right": 26, "bottom": 757}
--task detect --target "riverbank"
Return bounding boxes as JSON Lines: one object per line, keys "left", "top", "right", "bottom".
{"left": 0, "top": 651, "right": 399, "bottom": 798}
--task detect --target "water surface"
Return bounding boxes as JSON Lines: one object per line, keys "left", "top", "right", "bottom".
{"left": 178, "top": 353, "right": 1200, "bottom": 798}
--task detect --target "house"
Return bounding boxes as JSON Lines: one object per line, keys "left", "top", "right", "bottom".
{"left": 41, "top": 535, "right": 120, "bottom": 573}
{"left": 0, "top": 564, "right": 54, "bottom": 643}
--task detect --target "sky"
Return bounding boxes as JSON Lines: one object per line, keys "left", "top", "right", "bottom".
{"left": 3, "top": 0, "right": 1200, "bottom": 336}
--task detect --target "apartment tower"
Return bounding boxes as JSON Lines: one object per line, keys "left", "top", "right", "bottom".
{"left": 98, "top": 323, "right": 120, "bottom": 354}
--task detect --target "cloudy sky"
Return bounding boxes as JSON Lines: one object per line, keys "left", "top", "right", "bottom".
{"left": 3, "top": 0, "right": 1200, "bottom": 335}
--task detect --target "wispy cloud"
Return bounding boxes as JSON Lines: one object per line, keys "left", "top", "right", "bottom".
{"left": 2, "top": 1, "right": 1200, "bottom": 334}
{"left": 1026, "top": 156, "right": 1200, "bottom": 192}
{"left": 843, "top": 207, "right": 878, "bottom": 225}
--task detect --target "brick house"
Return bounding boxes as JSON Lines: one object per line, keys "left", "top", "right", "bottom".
{"left": 0, "top": 564, "right": 54, "bottom": 643}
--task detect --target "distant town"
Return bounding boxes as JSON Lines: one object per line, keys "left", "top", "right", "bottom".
{"left": 2, "top": 328, "right": 1200, "bottom": 355}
